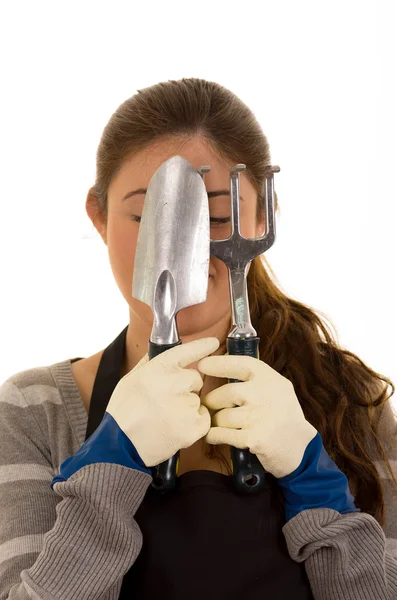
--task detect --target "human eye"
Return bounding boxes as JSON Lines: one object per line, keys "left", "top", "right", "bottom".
{"left": 130, "top": 216, "right": 230, "bottom": 225}
{"left": 210, "top": 217, "right": 230, "bottom": 225}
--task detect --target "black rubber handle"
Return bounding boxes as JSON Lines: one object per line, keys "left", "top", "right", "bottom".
{"left": 148, "top": 339, "right": 182, "bottom": 493}
{"left": 227, "top": 336, "right": 267, "bottom": 494}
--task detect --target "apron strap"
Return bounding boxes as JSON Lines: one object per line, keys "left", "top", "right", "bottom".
{"left": 85, "top": 325, "right": 129, "bottom": 441}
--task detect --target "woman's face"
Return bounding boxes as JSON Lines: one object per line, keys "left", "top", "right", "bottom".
{"left": 89, "top": 136, "right": 265, "bottom": 338}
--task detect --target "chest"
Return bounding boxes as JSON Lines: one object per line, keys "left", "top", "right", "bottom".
{"left": 178, "top": 374, "right": 231, "bottom": 475}
{"left": 177, "top": 440, "right": 231, "bottom": 476}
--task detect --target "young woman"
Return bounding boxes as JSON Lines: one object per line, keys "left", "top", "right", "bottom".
{"left": 1, "top": 78, "right": 396, "bottom": 600}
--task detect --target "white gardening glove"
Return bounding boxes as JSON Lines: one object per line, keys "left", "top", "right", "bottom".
{"left": 51, "top": 337, "right": 221, "bottom": 488}
{"left": 197, "top": 353, "right": 318, "bottom": 479}
{"left": 106, "top": 336, "right": 220, "bottom": 468}
{"left": 197, "top": 353, "right": 359, "bottom": 524}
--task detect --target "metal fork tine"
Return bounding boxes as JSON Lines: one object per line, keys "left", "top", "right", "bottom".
{"left": 264, "top": 165, "right": 279, "bottom": 249}
{"left": 210, "top": 164, "right": 280, "bottom": 272}
{"left": 230, "top": 164, "right": 245, "bottom": 236}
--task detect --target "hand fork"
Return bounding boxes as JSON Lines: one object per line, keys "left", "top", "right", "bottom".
{"left": 198, "top": 163, "right": 280, "bottom": 494}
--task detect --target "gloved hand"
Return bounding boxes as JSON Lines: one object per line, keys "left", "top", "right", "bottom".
{"left": 198, "top": 353, "right": 360, "bottom": 521}
{"left": 106, "top": 336, "right": 220, "bottom": 467}
{"left": 51, "top": 337, "right": 220, "bottom": 488}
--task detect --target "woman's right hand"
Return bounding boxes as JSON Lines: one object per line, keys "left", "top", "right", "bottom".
{"left": 105, "top": 337, "right": 220, "bottom": 468}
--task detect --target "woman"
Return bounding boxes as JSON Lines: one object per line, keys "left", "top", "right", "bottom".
{"left": 1, "top": 77, "right": 396, "bottom": 600}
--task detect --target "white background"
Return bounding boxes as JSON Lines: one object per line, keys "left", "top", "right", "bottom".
{"left": 0, "top": 1, "right": 395, "bottom": 406}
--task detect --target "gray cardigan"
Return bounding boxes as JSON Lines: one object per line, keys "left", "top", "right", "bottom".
{"left": 1, "top": 358, "right": 397, "bottom": 600}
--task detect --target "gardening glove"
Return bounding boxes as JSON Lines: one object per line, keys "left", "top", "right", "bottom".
{"left": 198, "top": 353, "right": 360, "bottom": 522}
{"left": 51, "top": 337, "right": 220, "bottom": 488}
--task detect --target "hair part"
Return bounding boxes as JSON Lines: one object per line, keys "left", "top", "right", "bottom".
{"left": 90, "top": 77, "right": 396, "bottom": 526}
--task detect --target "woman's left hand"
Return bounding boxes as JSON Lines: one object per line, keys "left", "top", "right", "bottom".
{"left": 197, "top": 353, "right": 318, "bottom": 479}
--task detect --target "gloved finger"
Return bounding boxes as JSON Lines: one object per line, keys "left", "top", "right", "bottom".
{"left": 198, "top": 354, "right": 259, "bottom": 381}
{"left": 204, "top": 427, "right": 247, "bottom": 448}
{"left": 156, "top": 337, "right": 220, "bottom": 370}
{"left": 200, "top": 381, "right": 246, "bottom": 410}
{"left": 211, "top": 406, "right": 252, "bottom": 429}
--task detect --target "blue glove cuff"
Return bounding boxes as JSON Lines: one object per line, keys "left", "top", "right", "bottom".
{"left": 276, "top": 431, "right": 360, "bottom": 522}
{"left": 51, "top": 412, "right": 152, "bottom": 489}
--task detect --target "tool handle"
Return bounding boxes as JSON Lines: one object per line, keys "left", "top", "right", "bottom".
{"left": 148, "top": 339, "right": 182, "bottom": 493}
{"left": 227, "top": 336, "right": 267, "bottom": 494}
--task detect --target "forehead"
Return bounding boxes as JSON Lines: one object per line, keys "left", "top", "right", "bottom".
{"left": 109, "top": 136, "right": 257, "bottom": 201}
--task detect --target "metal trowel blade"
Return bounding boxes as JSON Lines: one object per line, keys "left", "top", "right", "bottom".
{"left": 131, "top": 155, "right": 210, "bottom": 316}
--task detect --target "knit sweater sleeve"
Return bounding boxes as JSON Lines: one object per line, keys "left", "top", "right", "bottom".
{"left": 282, "top": 506, "right": 397, "bottom": 600}
{"left": 0, "top": 379, "right": 152, "bottom": 600}
{"left": 281, "top": 397, "right": 397, "bottom": 600}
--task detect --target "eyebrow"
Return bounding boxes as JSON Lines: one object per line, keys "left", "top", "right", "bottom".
{"left": 122, "top": 188, "right": 245, "bottom": 202}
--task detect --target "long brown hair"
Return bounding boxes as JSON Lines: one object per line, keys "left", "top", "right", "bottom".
{"left": 89, "top": 77, "right": 396, "bottom": 526}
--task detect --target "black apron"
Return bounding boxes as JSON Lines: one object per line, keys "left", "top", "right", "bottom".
{"left": 80, "top": 326, "right": 314, "bottom": 599}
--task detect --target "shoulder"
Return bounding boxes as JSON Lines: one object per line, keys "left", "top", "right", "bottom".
{"left": 1, "top": 358, "right": 74, "bottom": 404}
{"left": 366, "top": 399, "right": 397, "bottom": 551}
{"left": 0, "top": 357, "right": 84, "bottom": 439}
{"left": 0, "top": 358, "right": 91, "bottom": 468}
{"left": 4, "top": 362, "right": 60, "bottom": 392}
{"left": 365, "top": 398, "right": 397, "bottom": 460}
{"left": 0, "top": 362, "right": 71, "bottom": 474}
